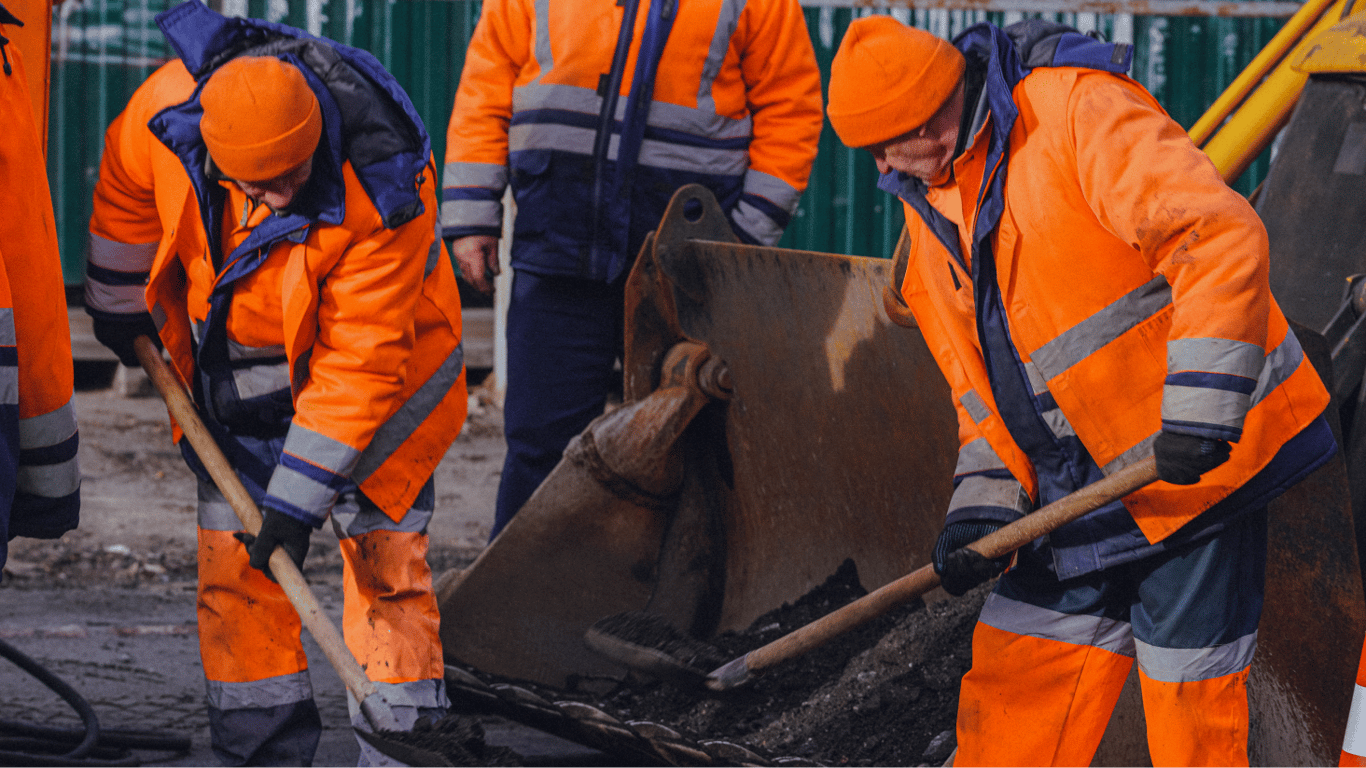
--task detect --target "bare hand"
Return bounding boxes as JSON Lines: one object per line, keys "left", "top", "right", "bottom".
{"left": 451, "top": 235, "right": 501, "bottom": 294}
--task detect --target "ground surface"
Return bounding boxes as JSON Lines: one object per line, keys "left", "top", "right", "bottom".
{"left": 0, "top": 366, "right": 974, "bottom": 767}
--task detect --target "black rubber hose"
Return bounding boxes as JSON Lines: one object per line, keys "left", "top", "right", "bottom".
{"left": 0, "top": 636, "right": 99, "bottom": 761}
{"left": 0, "top": 635, "right": 191, "bottom": 765}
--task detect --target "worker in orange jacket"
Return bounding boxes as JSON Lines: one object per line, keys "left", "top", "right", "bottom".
{"left": 0, "top": 3, "right": 81, "bottom": 570}
{"left": 442, "top": 0, "right": 823, "bottom": 537}
{"left": 0, "top": 4, "right": 81, "bottom": 568}
{"left": 84, "top": 3, "right": 466, "bottom": 764}
{"left": 827, "top": 17, "right": 1335, "bottom": 766}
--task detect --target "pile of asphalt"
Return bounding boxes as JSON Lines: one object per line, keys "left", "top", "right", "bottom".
{"left": 580, "top": 559, "right": 988, "bottom": 766}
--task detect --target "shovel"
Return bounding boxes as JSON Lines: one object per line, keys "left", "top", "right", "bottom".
{"left": 588, "top": 456, "right": 1159, "bottom": 692}
{"left": 132, "top": 336, "right": 457, "bottom": 765}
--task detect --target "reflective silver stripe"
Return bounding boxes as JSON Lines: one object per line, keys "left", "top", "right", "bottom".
{"left": 0, "top": 366, "right": 16, "bottom": 408}
{"left": 639, "top": 138, "right": 748, "bottom": 175}
{"left": 1168, "top": 337, "right": 1264, "bottom": 379}
{"left": 960, "top": 389, "right": 990, "bottom": 423}
{"left": 87, "top": 233, "right": 157, "bottom": 271}
{"left": 442, "top": 161, "right": 507, "bottom": 191}
{"left": 441, "top": 199, "right": 503, "bottom": 231}
{"left": 232, "top": 363, "right": 291, "bottom": 401}
{"left": 697, "top": 0, "right": 746, "bottom": 112}
{"left": 1023, "top": 361, "right": 1048, "bottom": 395}
{"left": 948, "top": 475, "right": 1029, "bottom": 517}
{"left": 84, "top": 280, "right": 148, "bottom": 315}
{"left": 354, "top": 344, "right": 465, "bottom": 483}
{"left": 730, "top": 199, "right": 782, "bottom": 246}
{"left": 955, "top": 437, "right": 1005, "bottom": 475}
{"left": 510, "top": 121, "right": 595, "bottom": 155}
{"left": 17, "top": 461, "right": 81, "bottom": 498}
{"left": 206, "top": 670, "right": 313, "bottom": 710}
{"left": 979, "top": 592, "right": 1136, "bottom": 657}
{"left": 197, "top": 479, "right": 243, "bottom": 531}
{"left": 19, "top": 402, "right": 77, "bottom": 450}
{"left": 1134, "top": 632, "right": 1257, "bottom": 683}
{"left": 1344, "top": 684, "right": 1366, "bottom": 758}
{"left": 0, "top": 308, "right": 16, "bottom": 346}
{"left": 228, "top": 340, "right": 285, "bottom": 361}
{"left": 744, "top": 170, "right": 802, "bottom": 213}
{"left": 329, "top": 485, "right": 433, "bottom": 539}
{"left": 17, "top": 404, "right": 81, "bottom": 498}
{"left": 1249, "top": 326, "right": 1305, "bottom": 407}
{"left": 1162, "top": 385, "right": 1250, "bottom": 431}
{"left": 268, "top": 425, "right": 361, "bottom": 515}
{"left": 531, "top": 0, "right": 553, "bottom": 82}
{"left": 1103, "top": 432, "right": 1158, "bottom": 476}
{"left": 1031, "top": 276, "right": 1172, "bottom": 380}
{"left": 1041, "top": 408, "right": 1078, "bottom": 441}
{"left": 512, "top": 83, "right": 753, "bottom": 139}
{"left": 509, "top": 122, "right": 749, "bottom": 175}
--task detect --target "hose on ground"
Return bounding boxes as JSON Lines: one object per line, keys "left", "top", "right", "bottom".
{"left": 0, "top": 636, "right": 191, "bottom": 766}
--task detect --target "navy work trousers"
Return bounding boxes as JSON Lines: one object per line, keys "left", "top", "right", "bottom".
{"left": 494, "top": 269, "right": 625, "bottom": 538}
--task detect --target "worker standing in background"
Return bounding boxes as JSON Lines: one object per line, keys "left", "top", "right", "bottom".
{"left": 0, "top": 3, "right": 82, "bottom": 572}
{"left": 827, "top": 16, "right": 1335, "bottom": 766}
{"left": 442, "top": 0, "right": 824, "bottom": 538}
{"left": 83, "top": 3, "right": 467, "bottom": 764}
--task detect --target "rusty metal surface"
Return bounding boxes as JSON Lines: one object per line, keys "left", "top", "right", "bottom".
{"left": 438, "top": 345, "right": 716, "bottom": 689}
{"left": 642, "top": 186, "right": 959, "bottom": 633}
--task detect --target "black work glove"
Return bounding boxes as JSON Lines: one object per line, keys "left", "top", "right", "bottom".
{"left": 88, "top": 309, "right": 161, "bottom": 368}
{"left": 1153, "top": 431, "right": 1232, "bottom": 485}
{"left": 233, "top": 509, "right": 312, "bottom": 581}
{"left": 932, "top": 520, "right": 1010, "bottom": 597}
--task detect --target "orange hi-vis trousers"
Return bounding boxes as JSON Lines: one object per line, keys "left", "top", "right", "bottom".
{"left": 955, "top": 509, "right": 1266, "bottom": 767}
{"left": 196, "top": 476, "right": 445, "bottom": 766}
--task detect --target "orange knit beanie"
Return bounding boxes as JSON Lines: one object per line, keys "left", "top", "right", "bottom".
{"left": 199, "top": 56, "right": 322, "bottom": 182}
{"left": 826, "top": 16, "right": 965, "bottom": 148}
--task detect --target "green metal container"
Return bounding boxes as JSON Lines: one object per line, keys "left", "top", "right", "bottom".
{"left": 47, "top": 0, "right": 1286, "bottom": 285}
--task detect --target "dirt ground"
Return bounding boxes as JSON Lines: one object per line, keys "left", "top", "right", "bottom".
{"left": 0, "top": 363, "right": 977, "bottom": 767}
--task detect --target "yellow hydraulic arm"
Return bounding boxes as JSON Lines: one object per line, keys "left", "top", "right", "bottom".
{"left": 1190, "top": 0, "right": 1366, "bottom": 182}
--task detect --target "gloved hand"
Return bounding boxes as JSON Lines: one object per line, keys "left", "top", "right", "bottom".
{"left": 233, "top": 509, "right": 312, "bottom": 581}
{"left": 932, "top": 520, "right": 1010, "bottom": 597}
{"left": 1153, "top": 431, "right": 1231, "bottom": 485}
{"left": 89, "top": 310, "right": 161, "bottom": 368}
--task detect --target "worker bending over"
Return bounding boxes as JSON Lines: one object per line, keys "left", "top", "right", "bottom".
{"left": 0, "top": 3, "right": 81, "bottom": 571}
{"left": 84, "top": 3, "right": 467, "bottom": 764}
{"left": 441, "top": 0, "right": 823, "bottom": 538}
{"left": 827, "top": 16, "right": 1335, "bottom": 766}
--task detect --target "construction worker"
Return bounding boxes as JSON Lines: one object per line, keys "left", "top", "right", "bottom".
{"left": 0, "top": 4, "right": 81, "bottom": 571}
{"left": 442, "top": 0, "right": 824, "bottom": 538}
{"left": 826, "top": 16, "right": 1336, "bottom": 766}
{"left": 83, "top": 3, "right": 466, "bottom": 764}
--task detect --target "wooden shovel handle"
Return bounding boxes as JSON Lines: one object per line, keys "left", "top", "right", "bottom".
{"left": 133, "top": 336, "right": 400, "bottom": 732}
{"left": 709, "top": 456, "right": 1160, "bottom": 690}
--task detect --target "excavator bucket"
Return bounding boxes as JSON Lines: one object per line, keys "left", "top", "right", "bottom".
{"left": 438, "top": 186, "right": 959, "bottom": 690}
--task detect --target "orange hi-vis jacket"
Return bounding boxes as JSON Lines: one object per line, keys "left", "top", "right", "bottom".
{"left": 0, "top": 9, "right": 81, "bottom": 564}
{"left": 442, "top": 0, "right": 823, "bottom": 281}
{"left": 87, "top": 24, "right": 466, "bottom": 526}
{"left": 886, "top": 24, "right": 1333, "bottom": 577}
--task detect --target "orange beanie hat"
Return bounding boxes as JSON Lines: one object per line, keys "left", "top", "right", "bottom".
{"left": 827, "top": 17, "right": 965, "bottom": 149}
{"left": 199, "top": 56, "right": 322, "bottom": 182}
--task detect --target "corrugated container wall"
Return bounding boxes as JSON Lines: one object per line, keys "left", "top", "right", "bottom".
{"left": 47, "top": 0, "right": 1285, "bottom": 284}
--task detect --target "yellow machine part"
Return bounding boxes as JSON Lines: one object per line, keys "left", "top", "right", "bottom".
{"left": 1290, "top": 11, "right": 1366, "bottom": 73}
{"left": 4, "top": 0, "right": 50, "bottom": 150}
{"left": 1194, "top": 0, "right": 1360, "bottom": 182}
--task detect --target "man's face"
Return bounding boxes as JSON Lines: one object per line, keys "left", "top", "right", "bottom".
{"left": 230, "top": 157, "right": 314, "bottom": 211}
{"left": 866, "top": 80, "right": 966, "bottom": 187}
